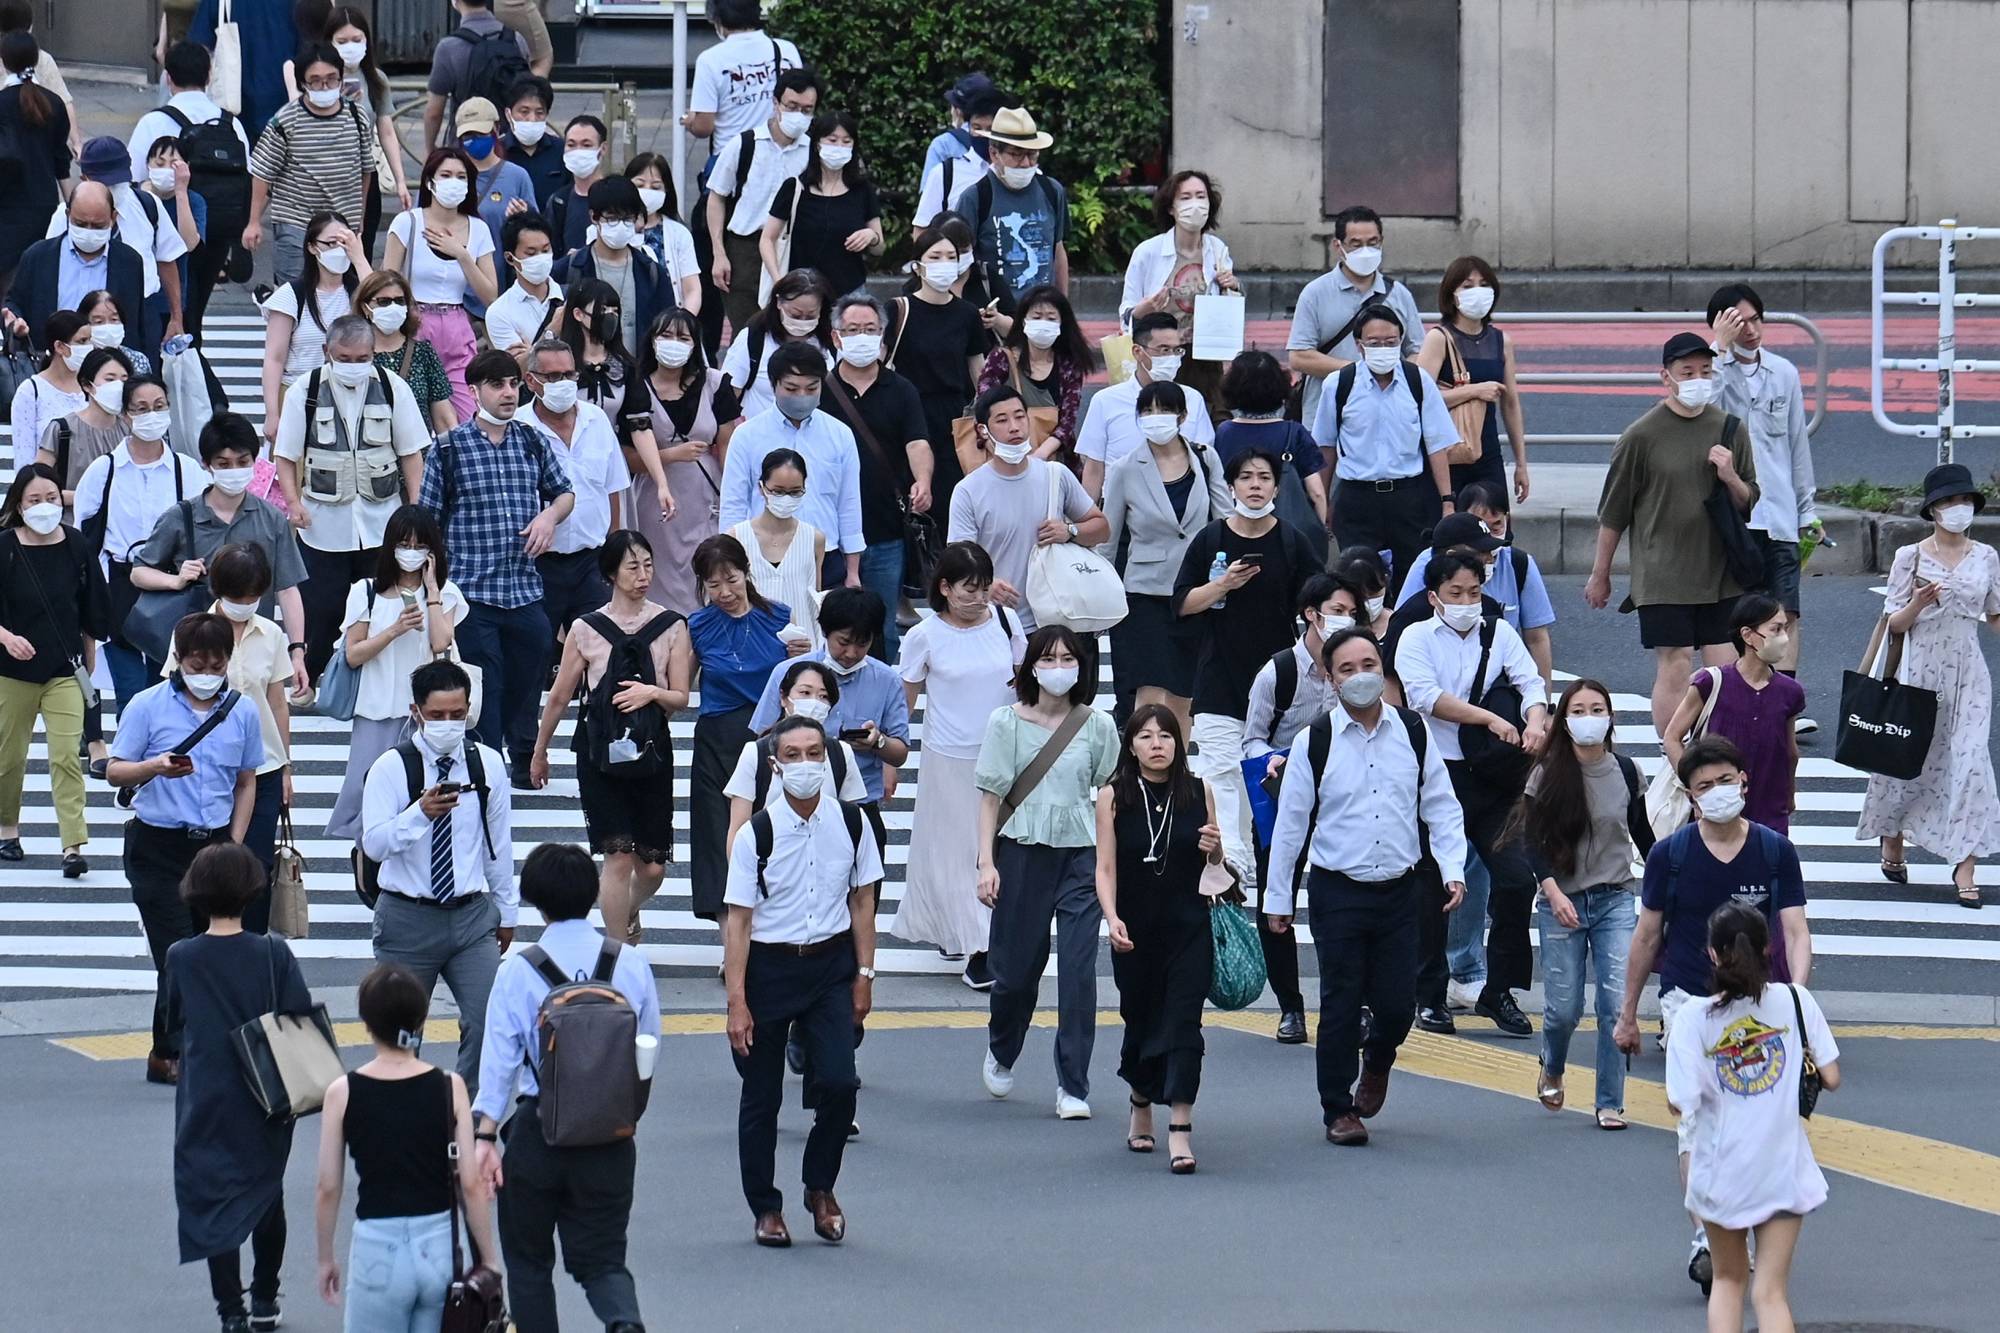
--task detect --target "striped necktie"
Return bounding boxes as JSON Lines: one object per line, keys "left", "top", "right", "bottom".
{"left": 430, "top": 755, "right": 456, "bottom": 903}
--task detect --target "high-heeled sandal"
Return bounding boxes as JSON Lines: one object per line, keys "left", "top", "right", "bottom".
{"left": 1880, "top": 858, "right": 1909, "bottom": 884}
{"left": 1168, "top": 1122, "right": 1195, "bottom": 1174}
{"left": 1536, "top": 1067, "right": 1564, "bottom": 1112}
{"left": 1955, "top": 871, "right": 1982, "bottom": 910}
{"left": 1126, "top": 1096, "right": 1154, "bottom": 1153}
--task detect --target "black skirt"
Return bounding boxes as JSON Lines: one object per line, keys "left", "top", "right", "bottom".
{"left": 689, "top": 705, "right": 753, "bottom": 918}
{"left": 1109, "top": 592, "right": 1198, "bottom": 698}
{"left": 577, "top": 753, "right": 677, "bottom": 864}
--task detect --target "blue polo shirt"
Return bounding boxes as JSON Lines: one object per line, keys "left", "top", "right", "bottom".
{"left": 747, "top": 650, "right": 910, "bottom": 801}
{"left": 110, "top": 680, "right": 264, "bottom": 831}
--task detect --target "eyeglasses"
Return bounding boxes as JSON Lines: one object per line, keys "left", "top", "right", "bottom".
{"left": 303, "top": 76, "right": 342, "bottom": 93}
{"left": 534, "top": 369, "right": 578, "bottom": 382}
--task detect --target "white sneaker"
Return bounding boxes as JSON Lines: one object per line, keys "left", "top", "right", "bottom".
{"left": 982, "top": 1051, "right": 1014, "bottom": 1099}
{"left": 1056, "top": 1090, "right": 1092, "bottom": 1120}
{"left": 1794, "top": 716, "right": 1819, "bottom": 736}
{"left": 1446, "top": 980, "right": 1482, "bottom": 1012}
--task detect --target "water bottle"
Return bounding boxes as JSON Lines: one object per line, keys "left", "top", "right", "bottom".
{"left": 1208, "top": 551, "right": 1231, "bottom": 608}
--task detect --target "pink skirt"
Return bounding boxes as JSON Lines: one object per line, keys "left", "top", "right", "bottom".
{"left": 417, "top": 304, "right": 478, "bottom": 422}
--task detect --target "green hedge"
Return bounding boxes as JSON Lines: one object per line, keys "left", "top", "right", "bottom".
{"left": 767, "top": 0, "right": 1168, "bottom": 272}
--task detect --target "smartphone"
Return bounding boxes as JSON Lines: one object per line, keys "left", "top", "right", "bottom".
{"left": 399, "top": 587, "right": 420, "bottom": 611}
{"left": 167, "top": 752, "right": 191, "bottom": 767}
{"left": 838, "top": 726, "right": 871, "bottom": 743}
{"left": 434, "top": 781, "right": 463, "bottom": 797}
{"left": 1237, "top": 551, "right": 1266, "bottom": 566}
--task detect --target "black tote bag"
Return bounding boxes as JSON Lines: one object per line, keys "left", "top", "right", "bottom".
{"left": 122, "top": 501, "right": 210, "bottom": 662}
{"left": 1834, "top": 669, "right": 1937, "bottom": 780}
{"left": 1703, "top": 416, "right": 1766, "bottom": 593}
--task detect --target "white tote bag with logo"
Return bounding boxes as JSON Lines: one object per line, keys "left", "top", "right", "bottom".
{"left": 211, "top": 0, "right": 244, "bottom": 115}
{"left": 1026, "top": 464, "right": 1127, "bottom": 633}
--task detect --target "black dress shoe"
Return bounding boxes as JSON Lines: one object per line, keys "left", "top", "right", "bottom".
{"left": 0, "top": 837, "right": 21, "bottom": 861}
{"left": 1275, "top": 1010, "right": 1308, "bottom": 1043}
{"left": 1474, "top": 989, "right": 1533, "bottom": 1037}
{"left": 62, "top": 852, "right": 88, "bottom": 879}
{"left": 1415, "top": 1005, "right": 1456, "bottom": 1034}
{"left": 786, "top": 1022, "right": 806, "bottom": 1076}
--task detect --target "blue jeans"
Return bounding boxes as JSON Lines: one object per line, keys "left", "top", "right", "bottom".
{"left": 857, "top": 539, "right": 905, "bottom": 662}
{"left": 342, "top": 1212, "right": 454, "bottom": 1333}
{"left": 458, "top": 600, "right": 552, "bottom": 773}
{"left": 1536, "top": 885, "right": 1636, "bottom": 1111}
{"left": 1446, "top": 850, "right": 1490, "bottom": 985}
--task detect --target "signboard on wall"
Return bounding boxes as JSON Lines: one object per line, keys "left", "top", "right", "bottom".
{"left": 1322, "top": 0, "right": 1460, "bottom": 219}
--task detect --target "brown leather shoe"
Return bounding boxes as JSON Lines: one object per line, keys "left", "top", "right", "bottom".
{"left": 753, "top": 1211, "right": 791, "bottom": 1247}
{"left": 804, "top": 1188, "right": 845, "bottom": 1243}
{"left": 1326, "top": 1113, "right": 1369, "bottom": 1146}
{"left": 1355, "top": 1067, "right": 1390, "bottom": 1119}
{"left": 145, "top": 1054, "right": 179, "bottom": 1086}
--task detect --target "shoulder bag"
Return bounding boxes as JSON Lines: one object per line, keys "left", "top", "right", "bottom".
{"left": 995, "top": 704, "right": 1092, "bottom": 833}
{"left": 1645, "top": 666, "right": 1723, "bottom": 839}
{"left": 1835, "top": 598, "right": 1937, "bottom": 781}
{"left": 1786, "top": 984, "right": 1822, "bottom": 1118}
{"left": 1026, "top": 465, "right": 1127, "bottom": 633}
{"left": 7, "top": 531, "right": 98, "bottom": 707}
{"left": 439, "top": 1077, "right": 508, "bottom": 1332}
{"left": 954, "top": 352, "right": 1059, "bottom": 475}
{"left": 756, "top": 175, "right": 804, "bottom": 309}
{"left": 820, "top": 369, "right": 941, "bottom": 601}
{"left": 123, "top": 501, "right": 213, "bottom": 663}
{"left": 1440, "top": 327, "right": 1487, "bottom": 467}
{"left": 211, "top": 0, "right": 244, "bottom": 115}
{"left": 268, "top": 807, "right": 309, "bottom": 939}
{"left": 314, "top": 583, "right": 373, "bottom": 722}
{"left": 1457, "top": 615, "right": 1533, "bottom": 789}
{"left": 229, "top": 934, "right": 344, "bottom": 1121}
{"left": 1704, "top": 415, "right": 1767, "bottom": 592}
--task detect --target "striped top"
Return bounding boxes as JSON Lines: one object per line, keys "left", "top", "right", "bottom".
{"left": 249, "top": 97, "right": 374, "bottom": 231}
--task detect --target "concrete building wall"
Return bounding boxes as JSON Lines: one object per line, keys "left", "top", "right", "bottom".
{"left": 1173, "top": 0, "right": 1997, "bottom": 270}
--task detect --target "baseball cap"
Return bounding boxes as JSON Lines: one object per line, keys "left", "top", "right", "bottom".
{"left": 1661, "top": 331, "right": 1717, "bottom": 366}
{"left": 455, "top": 97, "right": 501, "bottom": 136}
{"left": 1432, "top": 512, "right": 1505, "bottom": 554}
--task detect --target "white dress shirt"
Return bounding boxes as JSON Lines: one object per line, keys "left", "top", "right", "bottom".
{"left": 483, "top": 280, "right": 563, "bottom": 356}
{"left": 470, "top": 917, "right": 661, "bottom": 1124}
{"left": 1242, "top": 640, "right": 1339, "bottom": 759}
{"left": 47, "top": 184, "right": 187, "bottom": 299}
{"left": 1076, "top": 374, "right": 1215, "bottom": 471}
{"left": 709, "top": 124, "right": 812, "bottom": 235}
{"left": 717, "top": 407, "right": 865, "bottom": 554}
{"left": 72, "top": 442, "right": 210, "bottom": 570}
{"left": 524, "top": 400, "right": 631, "bottom": 553}
{"left": 1264, "top": 703, "right": 1469, "bottom": 915}
{"left": 1394, "top": 613, "right": 1547, "bottom": 762}
{"left": 913, "top": 147, "right": 988, "bottom": 228}
{"left": 359, "top": 732, "right": 518, "bottom": 926}
{"left": 722, "top": 792, "right": 884, "bottom": 945}
{"left": 270, "top": 369, "right": 431, "bottom": 552}
{"left": 1309, "top": 360, "right": 1458, "bottom": 480}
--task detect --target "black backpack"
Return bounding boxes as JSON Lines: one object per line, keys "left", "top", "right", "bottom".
{"left": 749, "top": 799, "right": 868, "bottom": 897}
{"left": 575, "top": 610, "right": 680, "bottom": 777}
{"left": 355, "top": 741, "right": 495, "bottom": 908}
{"left": 451, "top": 26, "right": 532, "bottom": 116}
{"left": 163, "top": 105, "right": 250, "bottom": 236}
{"left": 750, "top": 731, "right": 850, "bottom": 807}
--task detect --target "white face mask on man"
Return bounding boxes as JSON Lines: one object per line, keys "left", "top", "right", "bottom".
{"left": 1672, "top": 376, "right": 1717, "bottom": 409}
{"left": 1696, "top": 782, "right": 1746, "bottom": 823}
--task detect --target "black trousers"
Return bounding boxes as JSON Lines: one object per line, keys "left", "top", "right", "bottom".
{"left": 1332, "top": 476, "right": 1442, "bottom": 596}
{"left": 1253, "top": 836, "right": 1305, "bottom": 1014}
{"left": 691, "top": 183, "right": 726, "bottom": 360}
{"left": 1306, "top": 867, "right": 1420, "bottom": 1121}
{"left": 300, "top": 544, "right": 380, "bottom": 682}
{"left": 1439, "top": 758, "right": 1538, "bottom": 998}
{"left": 733, "top": 942, "right": 858, "bottom": 1217}
{"left": 184, "top": 237, "right": 231, "bottom": 347}
{"left": 536, "top": 548, "right": 611, "bottom": 638}
{"left": 499, "top": 1096, "right": 642, "bottom": 1333}
{"left": 125, "top": 819, "right": 227, "bottom": 1057}
{"left": 205, "top": 1193, "right": 285, "bottom": 1318}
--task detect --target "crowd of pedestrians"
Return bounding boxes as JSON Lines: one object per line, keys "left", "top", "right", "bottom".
{"left": 6, "top": 6, "right": 1997, "bottom": 1333}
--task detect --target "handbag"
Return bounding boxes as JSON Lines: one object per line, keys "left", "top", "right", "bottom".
{"left": 229, "top": 934, "right": 344, "bottom": 1121}
{"left": 123, "top": 501, "right": 211, "bottom": 663}
{"left": 1440, "top": 328, "right": 1488, "bottom": 467}
{"left": 1025, "top": 466, "right": 1128, "bottom": 633}
{"left": 10, "top": 532, "right": 99, "bottom": 708}
{"left": 1457, "top": 615, "right": 1533, "bottom": 788}
{"left": 1704, "top": 415, "right": 1766, "bottom": 592}
{"left": 1646, "top": 666, "right": 1722, "bottom": 839}
{"left": 268, "top": 808, "right": 309, "bottom": 939}
{"left": 314, "top": 583, "right": 374, "bottom": 722}
{"left": 0, "top": 326, "right": 37, "bottom": 422}
{"left": 1100, "top": 332, "right": 1135, "bottom": 385}
{"left": 1835, "top": 666, "right": 1937, "bottom": 781}
{"left": 1786, "top": 984, "right": 1822, "bottom": 1119}
{"left": 953, "top": 353, "right": 1058, "bottom": 476}
{"left": 1206, "top": 902, "right": 1267, "bottom": 1010}
{"left": 440, "top": 1078, "right": 508, "bottom": 1332}
{"left": 819, "top": 367, "right": 941, "bottom": 601}
{"left": 211, "top": 0, "right": 244, "bottom": 115}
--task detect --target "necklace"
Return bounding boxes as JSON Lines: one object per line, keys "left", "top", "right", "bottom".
{"left": 1141, "top": 778, "right": 1173, "bottom": 872}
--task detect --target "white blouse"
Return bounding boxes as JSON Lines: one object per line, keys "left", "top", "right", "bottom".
{"left": 1118, "top": 229, "right": 1234, "bottom": 330}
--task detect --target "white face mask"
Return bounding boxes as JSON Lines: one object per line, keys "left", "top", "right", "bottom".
{"left": 779, "top": 759, "right": 824, "bottom": 798}
{"left": 90, "top": 322, "right": 125, "bottom": 349}
{"left": 21, "top": 502, "right": 62, "bottom": 535}
{"left": 763, "top": 491, "right": 804, "bottom": 519}
{"left": 1672, "top": 376, "right": 1717, "bottom": 408}
{"left": 838, "top": 333, "right": 882, "bottom": 368}
{"left": 1361, "top": 345, "right": 1401, "bottom": 374}
{"left": 61, "top": 344, "right": 87, "bottom": 372}
{"left": 420, "top": 718, "right": 466, "bottom": 752}
{"left": 1022, "top": 318, "right": 1061, "bottom": 349}
{"left": 922, "top": 261, "right": 959, "bottom": 291}
{"left": 333, "top": 38, "right": 368, "bottom": 67}
{"left": 1455, "top": 286, "right": 1496, "bottom": 320}
{"left": 1174, "top": 199, "right": 1210, "bottom": 230}
{"left": 476, "top": 405, "right": 515, "bottom": 426}
{"left": 597, "top": 219, "right": 636, "bottom": 250}
{"left": 317, "top": 245, "right": 352, "bottom": 275}
{"left": 997, "top": 164, "right": 1038, "bottom": 191}
{"left": 516, "top": 252, "right": 554, "bottom": 285}
{"left": 210, "top": 466, "right": 254, "bottom": 496}
{"left": 1567, "top": 714, "right": 1612, "bottom": 746}
{"left": 327, "top": 359, "right": 374, "bottom": 389}
{"left": 68, "top": 224, "right": 112, "bottom": 255}
{"left": 654, "top": 337, "right": 694, "bottom": 368}
{"left": 1233, "top": 497, "right": 1275, "bottom": 519}
{"left": 1365, "top": 595, "right": 1386, "bottom": 620}
{"left": 1146, "top": 351, "right": 1183, "bottom": 382}
{"left": 395, "top": 547, "right": 430, "bottom": 572}
{"left": 1435, "top": 600, "right": 1482, "bottom": 632}
{"left": 1696, "top": 782, "right": 1746, "bottom": 823}
{"left": 182, "top": 672, "right": 227, "bottom": 699}
{"left": 780, "top": 314, "right": 819, "bottom": 338}
{"left": 1341, "top": 244, "right": 1383, "bottom": 277}
{"left": 537, "top": 378, "right": 579, "bottom": 413}
{"left": 1316, "top": 612, "right": 1355, "bottom": 637}
{"left": 91, "top": 381, "right": 126, "bottom": 414}
{"left": 1138, "top": 413, "right": 1179, "bottom": 445}
{"left": 789, "top": 696, "right": 830, "bottom": 723}
{"left": 817, "top": 143, "right": 854, "bottom": 171}
{"left": 219, "top": 598, "right": 259, "bottom": 623}
{"left": 1035, "top": 663, "right": 1079, "bottom": 697}
{"left": 990, "top": 438, "right": 1033, "bottom": 465}
{"left": 512, "top": 118, "right": 549, "bottom": 146}
{"left": 956, "top": 253, "right": 976, "bottom": 277}
{"left": 130, "top": 409, "right": 172, "bottom": 442}
{"left": 636, "top": 186, "right": 666, "bottom": 214}
{"left": 1936, "top": 502, "right": 1977, "bottom": 533}
{"left": 430, "top": 176, "right": 469, "bottom": 209}
{"left": 370, "top": 304, "right": 407, "bottom": 334}
{"left": 305, "top": 86, "right": 342, "bottom": 110}
{"left": 563, "top": 147, "right": 601, "bottom": 177}
{"left": 1338, "top": 671, "right": 1386, "bottom": 709}
{"left": 147, "top": 167, "right": 178, "bottom": 194}
{"left": 777, "top": 109, "right": 812, "bottom": 139}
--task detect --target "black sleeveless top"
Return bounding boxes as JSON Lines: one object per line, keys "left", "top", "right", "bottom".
{"left": 345, "top": 1067, "right": 454, "bottom": 1219}
{"left": 1113, "top": 777, "right": 1211, "bottom": 935}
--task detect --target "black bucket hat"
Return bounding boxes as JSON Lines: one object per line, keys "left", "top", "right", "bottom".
{"left": 1919, "top": 463, "right": 1986, "bottom": 520}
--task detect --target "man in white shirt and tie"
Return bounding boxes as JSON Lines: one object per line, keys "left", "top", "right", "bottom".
{"left": 722, "top": 715, "right": 882, "bottom": 1249}
{"left": 1265, "top": 628, "right": 1468, "bottom": 1146}
{"left": 520, "top": 336, "right": 633, "bottom": 635}
{"left": 360, "top": 659, "right": 516, "bottom": 1094}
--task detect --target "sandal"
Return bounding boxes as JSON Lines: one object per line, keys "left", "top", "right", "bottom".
{"left": 1880, "top": 858, "right": 1909, "bottom": 884}
{"left": 1126, "top": 1096, "right": 1154, "bottom": 1153}
{"left": 1595, "top": 1108, "right": 1628, "bottom": 1131}
{"left": 1536, "top": 1067, "right": 1564, "bottom": 1112}
{"left": 1955, "top": 872, "right": 1982, "bottom": 910}
{"left": 1168, "top": 1122, "right": 1196, "bottom": 1175}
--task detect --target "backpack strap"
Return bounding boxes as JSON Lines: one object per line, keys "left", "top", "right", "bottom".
{"left": 829, "top": 738, "right": 848, "bottom": 793}
{"left": 1510, "top": 547, "right": 1529, "bottom": 596}
{"left": 396, "top": 740, "right": 424, "bottom": 804}
{"left": 752, "top": 733, "right": 776, "bottom": 807}
{"left": 591, "top": 938, "right": 620, "bottom": 983}
{"left": 521, "top": 943, "right": 569, "bottom": 989}
{"left": 1266, "top": 646, "right": 1298, "bottom": 744}
{"left": 1391, "top": 703, "right": 1433, "bottom": 860}
{"left": 162, "top": 104, "right": 194, "bottom": 134}
{"left": 305, "top": 366, "right": 322, "bottom": 427}
{"left": 840, "top": 799, "right": 866, "bottom": 869}
{"left": 751, "top": 807, "right": 774, "bottom": 897}
{"left": 462, "top": 744, "right": 495, "bottom": 861}
{"left": 1467, "top": 614, "right": 1498, "bottom": 709}
{"left": 1332, "top": 363, "right": 1357, "bottom": 435}
{"left": 53, "top": 417, "right": 72, "bottom": 484}
{"left": 1304, "top": 714, "right": 1333, "bottom": 832}
{"left": 732, "top": 128, "right": 758, "bottom": 204}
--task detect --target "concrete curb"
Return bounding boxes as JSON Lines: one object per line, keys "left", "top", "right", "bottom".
{"left": 1514, "top": 505, "right": 2000, "bottom": 576}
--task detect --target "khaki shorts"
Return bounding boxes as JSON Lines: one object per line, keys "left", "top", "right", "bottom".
{"left": 495, "top": 0, "right": 553, "bottom": 67}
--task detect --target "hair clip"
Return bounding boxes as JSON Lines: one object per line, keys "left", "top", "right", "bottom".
{"left": 396, "top": 1027, "right": 424, "bottom": 1050}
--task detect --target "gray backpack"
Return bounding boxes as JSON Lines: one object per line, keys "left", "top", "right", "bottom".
{"left": 522, "top": 940, "right": 644, "bottom": 1147}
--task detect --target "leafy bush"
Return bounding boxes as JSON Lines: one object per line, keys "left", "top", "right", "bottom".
{"left": 768, "top": 0, "right": 1168, "bottom": 271}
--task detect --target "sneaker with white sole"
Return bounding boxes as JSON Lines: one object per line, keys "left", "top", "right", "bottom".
{"left": 1056, "top": 1090, "right": 1091, "bottom": 1120}
{"left": 1793, "top": 716, "right": 1818, "bottom": 736}
{"left": 982, "top": 1051, "right": 1014, "bottom": 1098}
{"left": 1445, "top": 979, "right": 1482, "bottom": 1012}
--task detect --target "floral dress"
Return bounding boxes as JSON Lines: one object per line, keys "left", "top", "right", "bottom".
{"left": 1856, "top": 539, "right": 2000, "bottom": 862}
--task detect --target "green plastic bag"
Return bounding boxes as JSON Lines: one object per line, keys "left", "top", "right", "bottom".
{"left": 1206, "top": 902, "right": 1268, "bottom": 1010}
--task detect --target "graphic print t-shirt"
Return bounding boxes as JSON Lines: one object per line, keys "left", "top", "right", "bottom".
{"left": 1640, "top": 824, "right": 1804, "bottom": 996}
{"left": 955, "top": 173, "right": 1071, "bottom": 303}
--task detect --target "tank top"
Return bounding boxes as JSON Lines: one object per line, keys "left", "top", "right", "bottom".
{"left": 731, "top": 518, "right": 822, "bottom": 648}
{"left": 344, "top": 1067, "right": 454, "bottom": 1220}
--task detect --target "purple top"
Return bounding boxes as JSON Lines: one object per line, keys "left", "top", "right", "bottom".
{"left": 1693, "top": 664, "right": 1805, "bottom": 833}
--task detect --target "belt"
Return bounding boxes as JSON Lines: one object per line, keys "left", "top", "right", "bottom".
{"left": 136, "top": 819, "right": 225, "bottom": 843}
{"left": 751, "top": 929, "right": 853, "bottom": 958}
{"left": 414, "top": 301, "right": 464, "bottom": 314}
{"left": 384, "top": 889, "right": 487, "bottom": 911}
{"left": 1341, "top": 474, "right": 1427, "bottom": 492}
{"left": 1310, "top": 864, "right": 1415, "bottom": 886}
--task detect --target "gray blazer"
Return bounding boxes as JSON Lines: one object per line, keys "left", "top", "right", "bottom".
{"left": 1097, "top": 438, "right": 1233, "bottom": 596}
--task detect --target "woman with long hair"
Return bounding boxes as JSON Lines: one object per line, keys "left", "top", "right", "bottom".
{"left": 559, "top": 275, "right": 651, "bottom": 431}
{"left": 978, "top": 283, "right": 1089, "bottom": 475}
{"left": 0, "top": 30, "right": 71, "bottom": 291}
{"left": 1096, "top": 704, "right": 1223, "bottom": 1172}
{"left": 731, "top": 447, "right": 823, "bottom": 649}
{"left": 1513, "top": 678, "right": 1655, "bottom": 1128}
{"left": 635, "top": 308, "right": 737, "bottom": 612}
{"left": 1665, "top": 900, "right": 1841, "bottom": 1333}
{"left": 261, "top": 210, "right": 368, "bottom": 443}
{"left": 383, "top": 146, "right": 500, "bottom": 421}
{"left": 718, "top": 266, "right": 836, "bottom": 420}
{"left": 759, "top": 110, "right": 884, "bottom": 299}
{"left": 355, "top": 269, "right": 456, "bottom": 434}
{"left": 624, "top": 151, "right": 701, "bottom": 310}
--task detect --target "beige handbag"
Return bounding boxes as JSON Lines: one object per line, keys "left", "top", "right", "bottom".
{"left": 1442, "top": 331, "right": 1487, "bottom": 467}
{"left": 268, "top": 808, "right": 309, "bottom": 939}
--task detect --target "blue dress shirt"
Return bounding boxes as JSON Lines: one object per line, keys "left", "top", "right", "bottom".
{"left": 716, "top": 408, "right": 867, "bottom": 555}
{"left": 109, "top": 680, "right": 264, "bottom": 831}
{"left": 1310, "top": 362, "right": 1458, "bottom": 481}
{"left": 746, "top": 649, "right": 910, "bottom": 800}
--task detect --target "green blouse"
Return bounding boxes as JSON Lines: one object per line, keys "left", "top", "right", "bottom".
{"left": 974, "top": 705, "right": 1120, "bottom": 847}
{"left": 374, "top": 340, "right": 452, "bottom": 411}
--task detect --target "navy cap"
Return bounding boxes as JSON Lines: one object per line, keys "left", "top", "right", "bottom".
{"left": 79, "top": 136, "right": 133, "bottom": 186}
{"left": 1432, "top": 512, "right": 1504, "bottom": 555}
{"left": 947, "top": 72, "right": 997, "bottom": 111}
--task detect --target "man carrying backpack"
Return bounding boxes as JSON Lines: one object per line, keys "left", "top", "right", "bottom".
{"left": 473, "top": 842, "right": 658, "bottom": 1333}
{"left": 722, "top": 714, "right": 883, "bottom": 1248}
{"left": 423, "top": 0, "right": 531, "bottom": 153}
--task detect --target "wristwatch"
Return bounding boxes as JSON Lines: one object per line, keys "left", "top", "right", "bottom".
{"left": 287, "top": 642, "right": 307, "bottom": 655}
{"left": 1064, "top": 520, "right": 1078, "bottom": 541}
{"left": 857, "top": 966, "right": 877, "bottom": 980}
{"left": 474, "top": 1130, "right": 498, "bottom": 1142}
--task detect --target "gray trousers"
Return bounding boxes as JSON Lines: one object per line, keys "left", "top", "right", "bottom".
{"left": 986, "top": 838, "right": 1102, "bottom": 1099}
{"left": 269, "top": 222, "right": 309, "bottom": 287}
{"left": 371, "top": 890, "right": 502, "bottom": 1098}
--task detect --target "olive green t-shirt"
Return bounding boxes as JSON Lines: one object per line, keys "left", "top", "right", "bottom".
{"left": 1596, "top": 401, "right": 1759, "bottom": 606}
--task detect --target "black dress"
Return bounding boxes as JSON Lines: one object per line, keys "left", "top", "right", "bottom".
{"left": 770, "top": 177, "right": 879, "bottom": 297}
{"left": 1111, "top": 777, "right": 1214, "bottom": 1105}
{"left": 888, "top": 293, "right": 985, "bottom": 521}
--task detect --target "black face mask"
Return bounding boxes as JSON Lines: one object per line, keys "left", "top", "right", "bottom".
{"left": 971, "top": 135, "right": 992, "bottom": 163}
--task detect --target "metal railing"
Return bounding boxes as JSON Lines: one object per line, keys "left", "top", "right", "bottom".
{"left": 1418, "top": 309, "right": 1829, "bottom": 448}
{"left": 381, "top": 77, "right": 643, "bottom": 178}
{"left": 1870, "top": 218, "right": 2000, "bottom": 465}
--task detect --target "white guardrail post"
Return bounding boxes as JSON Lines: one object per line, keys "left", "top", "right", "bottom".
{"left": 1871, "top": 218, "right": 2000, "bottom": 465}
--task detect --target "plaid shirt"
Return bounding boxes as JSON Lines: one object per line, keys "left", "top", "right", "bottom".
{"left": 420, "top": 420, "right": 574, "bottom": 608}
